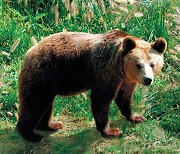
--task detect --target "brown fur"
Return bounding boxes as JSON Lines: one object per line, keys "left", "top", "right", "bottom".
{"left": 17, "top": 30, "right": 166, "bottom": 142}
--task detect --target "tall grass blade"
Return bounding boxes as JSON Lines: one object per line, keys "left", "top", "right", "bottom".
{"left": 10, "top": 38, "right": 20, "bottom": 53}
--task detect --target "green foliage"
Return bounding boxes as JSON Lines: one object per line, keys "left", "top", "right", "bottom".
{"left": 145, "top": 85, "right": 180, "bottom": 136}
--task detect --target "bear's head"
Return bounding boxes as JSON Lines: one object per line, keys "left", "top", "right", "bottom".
{"left": 122, "top": 36, "right": 167, "bottom": 86}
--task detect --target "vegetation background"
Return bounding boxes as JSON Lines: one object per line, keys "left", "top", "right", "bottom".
{"left": 0, "top": 0, "right": 179, "bottom": 153}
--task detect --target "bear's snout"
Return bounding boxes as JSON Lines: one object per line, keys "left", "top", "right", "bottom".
{"left": 143, "top": 77, "right": 153, "bottom": 86}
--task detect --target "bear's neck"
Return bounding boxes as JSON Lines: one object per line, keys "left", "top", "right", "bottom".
{"left": 90, "top": 42, "right": 125, "bottom": 83}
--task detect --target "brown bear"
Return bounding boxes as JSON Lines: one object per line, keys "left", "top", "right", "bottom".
{"left": 17, "top": 30, "right": 167, "bottom": 142}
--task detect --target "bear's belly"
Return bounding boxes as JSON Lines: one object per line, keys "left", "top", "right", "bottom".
{"left": 58, "top": 86, "right": 90, "bottom": 97}
{"left": 57, "top": 80, "right": 90, "bottom": 96}
{"left": 54, "top": 67, "right": 91, "bottom": 96}
{"left": 53, "top": 56, "right": 92, "bottom": 96}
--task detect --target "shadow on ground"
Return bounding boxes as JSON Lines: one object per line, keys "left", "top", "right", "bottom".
{"left": 0, "top": 119, "right": 126, "bottom": 153}
{"left": 51, "top": 128, "right": 101, "bottom": 153}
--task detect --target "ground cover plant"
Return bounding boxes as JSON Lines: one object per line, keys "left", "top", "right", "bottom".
{"left": 0, "top": 0, "right": 179, "bottom": 153}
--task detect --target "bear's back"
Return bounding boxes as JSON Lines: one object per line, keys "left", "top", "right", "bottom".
{"left": 26, "top": 32, "right": 101, "bottom": 58}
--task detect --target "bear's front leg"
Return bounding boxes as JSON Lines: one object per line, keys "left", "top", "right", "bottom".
{"left": 115, "top": 82, "right": 146, "bottom": 123}
{"left": 90, "top": 88, "right": 122, "bottom": 137}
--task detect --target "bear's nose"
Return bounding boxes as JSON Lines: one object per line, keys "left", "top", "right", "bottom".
{"left": 143, "top": 77, "right": 152, "bottom": 86}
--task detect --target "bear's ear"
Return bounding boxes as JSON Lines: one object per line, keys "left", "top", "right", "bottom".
{"left": 151, "top": 38, "right": 167, "bottom": 54}
{"left": 122, "top": 36, "right": 136, "bottom": 54}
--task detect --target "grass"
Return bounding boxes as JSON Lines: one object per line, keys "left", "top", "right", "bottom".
{"left": 0, "top": 117, "right": 179, "bottom": 153}
{"left": 0, "top": 0, "right": 180, "bottom": 153}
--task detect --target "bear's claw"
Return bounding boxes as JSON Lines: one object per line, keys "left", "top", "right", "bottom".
{"left": 36, "top": 121, "right": 64, "bottom": 131}
{"left": 129, "top": 114, "right": 146, "bottom": 123}
{"left": 102, "top": 128, "right": 122, "bottom": 137}
{"left": 102, "top": 123, "right": 122, "bottom": 137}
{"left": 49, "top": 121, "right": 64, "bottom": 130}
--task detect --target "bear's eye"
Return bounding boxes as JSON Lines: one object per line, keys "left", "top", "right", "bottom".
{"left": 150, "top": 64, "right": 155, "bottom": 69}
{"left": 136, "top": 64, "right": 142, "bottom": 69}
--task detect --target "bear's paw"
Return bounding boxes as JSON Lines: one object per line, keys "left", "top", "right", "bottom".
{"left": 49, "top": 121, "right": 64, "bottom": 130}
{"left": 102, "top": 123, "right": 122, "bottom": 137}
{"left": 129, "top": 114, "right": 146, "bottom": 123}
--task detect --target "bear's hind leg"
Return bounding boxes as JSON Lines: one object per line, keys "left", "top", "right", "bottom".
{"left": 17, "top": 94, "right": 55, "bottom": 142}
{"left": 36, "top": 103, "right": 64, "bottom": 131}
{"left": 17, "top": 116, "right": 43, "bottom": 142}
